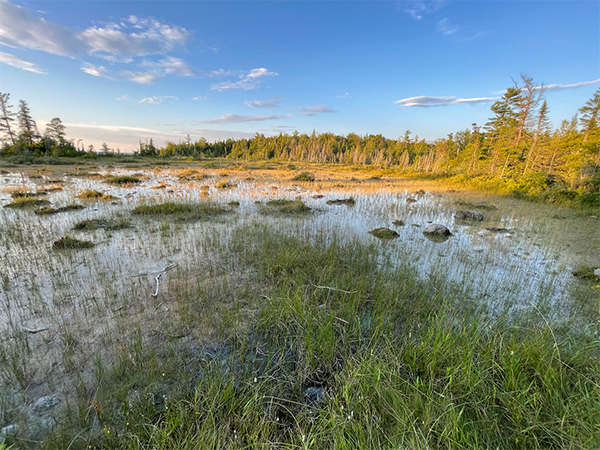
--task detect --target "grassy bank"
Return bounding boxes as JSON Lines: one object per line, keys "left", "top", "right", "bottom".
{"left": 31, "top": 225, "right": 600, "bottom": 450}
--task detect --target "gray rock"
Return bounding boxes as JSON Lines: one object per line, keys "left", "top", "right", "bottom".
{"left": 594, "top": 268, "right": 600, "bottom": 277}
{"left": 0, "top": 424, "right": 19, "bottom": 439}
{"left": 423, "top": 224, "right": 451, "bottom": 236}
{"left": 304, "top": 387, "right": 327, "bottom": 406}
{"left": 455, "top": 210, "right": 484, "bottom": 221}
{"left": 31, "top": 396, "right": 61, "bottom": 414}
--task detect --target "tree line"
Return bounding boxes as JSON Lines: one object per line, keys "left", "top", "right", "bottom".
{"left": 2, "top": 75, "right": 599, "bottom": 202}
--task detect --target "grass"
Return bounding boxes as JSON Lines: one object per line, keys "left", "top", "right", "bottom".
{"left": 34, "top": 204, "right": 85, "bottom": 215}
{"left": 4, "top": 197, "right": 50, "bottom": 209}
{"left": 326, "top": 197, "right": 356, "bottom": 206}
{"left": 104, "top": 175, "right": 142, "bottom": 185}
{"left": 72, "top": 217, "right": 131, "bottom": 231}
{"left": 131, "top": 201, "right": 228, "bottom": 221}
{"left": 573, "top": 265, "right": 600, "bottom": 282}
{"left": 52, "top": 236, "right": 94, "bottom": 249}
{"left": 76, "top": 190, "right": 119, "bottom": 201}
{"left": 292, "top": 171, "right": 316, "bottom": 182}
{"left": 261, "top": 198, "right": 312, "bottom": 215}
{"left": 39, "top": 228, "right": 600, "bottom": 449}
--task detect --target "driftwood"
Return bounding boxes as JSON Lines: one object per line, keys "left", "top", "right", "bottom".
{"left": 22, "top": 325, "right": 51, "bottom": 334}
{"left": 151, "top": 263, "right": 177, "bottom": 298}
{"left": 311, "top": 284, "right": 357, "bottom": 294}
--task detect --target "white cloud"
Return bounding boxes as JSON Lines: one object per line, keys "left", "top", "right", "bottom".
{"left": 245, "top": 97, "right": 282, "bottom": 108}
{"left": 211, "top": 67, "right": 278, "bottom": 91}
{"left": 193, "top": 96, "right": 206, "bottom": 101}
{"left": 437, "top": 18, "right": 458, "bottom": 36}
{"left": 542, "top": 79, "right": 600, "bottom": 91}
{"left": 296, "top": 105, "right": 336, "bottom": 115}
{"left": 395, "top": 95, "right": 496, "bottom": 107}
{"left": 0, "top": 51, "right": 47, "bottom": 74}
{"left": 78, "top": 18, "right": 191, "bottom": 56}
{"left": 0, "top": 0, "right": 84, "bottom": 56}
{"left": 81, "top": 63, "right": 110, "bottom": 78}
{"left": 336, "top": 92, "right": 351, "bottom": 99}
{"left": 202, "top": 114, "right": 287, "bottom": 124}
{"left": 141, "top": 56, "right": 195, "bottom": 76}
{"left": 116, "top": 95, "right": 130, "bottom": 101}
{"left": 121, "top": 71, "right": 157, "bottom": 84}
{"left": 401, "top": 0, "right": 446, "bottom": 21}
{"left": 138, "top": 96, "right": 178, "bottom": 105}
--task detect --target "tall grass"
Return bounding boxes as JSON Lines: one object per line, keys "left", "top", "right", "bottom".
{"left": 40, "top": 226, "right": 600, "bottom": 449}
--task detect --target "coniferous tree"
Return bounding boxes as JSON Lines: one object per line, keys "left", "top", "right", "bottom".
{"left": 17, "top": 99, "right": 37, "bottom": 145}
{"left": 0, "top": 92, "right": 16, "bottom": 146}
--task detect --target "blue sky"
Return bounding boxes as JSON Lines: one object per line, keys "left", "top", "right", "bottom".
{"left": 1, "top": 0, "right": 599, "bottom": 151}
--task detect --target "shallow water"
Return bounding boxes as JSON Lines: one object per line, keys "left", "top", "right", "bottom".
{"left": 0, "top": 166, "right": 598, "bottom": 417}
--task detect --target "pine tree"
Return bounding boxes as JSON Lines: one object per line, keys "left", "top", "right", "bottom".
{"left": 45, "top": 117, "right": 66, "bottom": 145}
{"left": 17, "top": 99, "right": 37, "bottom": 145}
{"left": 0, "top": 92, "right": 16, "bottom": 146}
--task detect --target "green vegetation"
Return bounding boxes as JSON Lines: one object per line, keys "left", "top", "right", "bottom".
{"left": 573, "top": 265, "right": 600, "bottom": 282}
{"left": 326, "top": 197, "right": 356, "bottom": 205}
{"left": 132, "top": 201, "right": 227, "bottom": 221}
{"left": 369, "top": 227, "right": 400, "bottom": 239}
{"left": 76, "top": 190, "right": 119, "bottom": 201}
{"left": 40, "top": 229, "right": 600, "bottom": 449}
{"left": 261, "top": 198, "right": 311, "bottom": 215}
{"left": 104, "top": 175, "right": 142, "bottom": 185}
{"left": 4, "top": 197, "right": 50, "bottom": 208}
{"left": 292, "top": 171, "right": 316, "bottom": 182}
{"left": 72, "top": 217, "right": 131, "bottom": 231}
{"left": 34, "top": 204, "right": 84, "bottom": 215}
{"left": 52, "top": 236, "right": 94, "bottom": 249}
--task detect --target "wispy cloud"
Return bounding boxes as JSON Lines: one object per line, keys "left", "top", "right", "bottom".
{"left": 543, "top": 79, "right": 600, "bottom": 91}
{"left": 81, "top": 63, "right": 110, "bottom": 78}
{"left": 0, "top": 51, "right": 47, "bottom": 74}
{"left": 401, "top": 0, "right": 446, "bottom": 21}
{"left": 395, "top": 95, "right": 497, "bottom": 107}
{"left": 437, "top": 18, "right": 459, "bottom": 36}
{"left": 120, "top": 71, "right": 157, "bottom": 84}
{"left": 0, "top": 0, "right": 85, "bottom": 56}
{"left": 201, "top": 114, "right": 287, "bottom": 124}
{"left": 116, "top": 95, "right": 130, "bottom": 101}
{"left": 192, "top": 96, "right": 206, "bottom": 101}
{"left": 295, "top": 105, "right": 336, "bottom": 115}
{"left": 140, "top": 56, "right": 196, "bottom": 76}
{"left": 245, "top": 96, "right": 283, "bottom": 108}
{"left": 336, "top": 92, "right": 351, "bottom": 99}
{"left": 211, "top": 68, "right": 278, "bottom": 91}
{"left": 78, "top": 16, "right": 191, "bottom": 57}
{"left": 138, "top": 96, "right": 178, "bottom": 105}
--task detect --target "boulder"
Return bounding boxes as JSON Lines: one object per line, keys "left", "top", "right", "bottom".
{"left": 455, "top": 210, "right": 484, "bottom": 221}
{"left": 369, "top": 227, "right": 400, "bottom": 239}
{"left": 423, "top": 224, "right": 452, "bottom": 243}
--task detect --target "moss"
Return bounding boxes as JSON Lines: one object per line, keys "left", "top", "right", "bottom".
{"left": 262, "top": 199, "right": 311, "bottom": 215}
{"left": 52, "top": 236, "right": 94, "bottom": 249}
{"left": 369, "top": 227, "right": 399, "bottom": 239}
{"left": 326, "top": 197, "right": 356, "bottom": 206}
{"left": 132, "top": 201, "right": 227, "bottom": 221}
{"left": 76, "top": 190, "right": 119, "bottom": 201}
{"left": 105, "top": 175, "right": 141, "bottom": 185}
{"left": 34, "top": 204, "right": 85, "bottom": 215}
{"left": 292, "top": 171, "right": 316, "bottom": 182}
{"left": 73, "top": 218, "right": 131, "bottom": 231}
{"left": 5, "top": 197, "right": 50, "bottom": 208}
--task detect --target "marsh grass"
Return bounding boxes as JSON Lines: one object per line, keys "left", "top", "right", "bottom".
{"left": 573, "top": 265, "right": 600, "bottom": 282}
{"left": 326, "top": 197, "right": 356, "bottom": 206}
{"left": 52, "top": 236, "right": 94, "bottom": 249}
{"left": 292, "top": 171, "right": 316, "bottom": 182}
{"left": 261, "top": 199, "right": 312, "bottom": 215}
{"left": 104, "top": 175, "right": 142, "bottom": 185}
{"left": 34, "top": 204, "right": 85, "bottom": 215}
{"left": 4, "top": 197, "right": 50, "bottom": 209}
{"left": 72, "top": 217, "right": 131, "bottom": 231}
{"left": 131, "top": 201, "right": 228, "bottom": 221}
{"left": 9, "top": 190, "right": 42, "bottom": 199}
{"left": 39, "top": 228, "right": 600, "bottom": 449}
{"left": 76, "top": 190, "right": 119, "bottom": 201}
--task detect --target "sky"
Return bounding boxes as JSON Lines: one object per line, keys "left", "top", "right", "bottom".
{"left": 0, "top": 0, "right": 599, "bottom": 152}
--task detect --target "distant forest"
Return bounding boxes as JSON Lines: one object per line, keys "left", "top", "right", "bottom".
{"left": 1, "top": 75, "right": 599, "bottom": 205}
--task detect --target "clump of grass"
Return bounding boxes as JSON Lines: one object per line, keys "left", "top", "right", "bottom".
{"left": 455, "top": 200, "right": 498, "bottom": 211}
{"left": 104, "top": 175, "right": 141, "bottom": 185}
{"left": 392, "top": 219, "right": 405, "bottom": 226}
{"left": 369, "top": 227, "right": 399, "bottom": 239}
{"left": 52, "top": 236, "right": 94, "bottom": 249}
{"left": 9, "top": 190, "right": 42, "bottom": 199}
{"left": 76, "top": 190, "right": 119, "bottom": 201}
{"left": 34, "top": 204, "right": 85, "bottom": 215}
{"left": 4, "top": 197, "right": 50, "bottom": 209}
{"left": 326, "top": 197, "right": 356, "bottom": 206}
{"left": 178, "top": 169, "right": 209, "bottom": 181}
{"left": 228, "top": 200, "right": 240, "bottom": 206}
{"left": 73, "top": 217, "right": 131, "bottom": 231}
{"left": 132, "top": 201, "right": 227, "bottom": 221}
{"left": 261, "top": 198, "right": 311, "bottom": 215}
{"left": 573, "top": 265, "right": 600, "bottom": 282}
{"left": 292, "top": 171, "right": 315, "bottom": 182}
{"left": 216, "top": 180, "right": 236, "bottom": 189}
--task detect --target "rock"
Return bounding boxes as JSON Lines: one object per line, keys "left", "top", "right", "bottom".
{"left": 0, "top": 424, "right": 18, "bottom": 439}
{"left": 369, "top": 227, "right": 400, "bottom": 239}
{"left": 595, "top": 268, "right": 600, "bottom": 277}
{"left": 31, "top": 396, "right": 61, "bottom": 414}
{"left": 455, "top": 210, "right": 484, "bottom": 221}
{"left": 406, "top": 197, "right": 417, "bottom": 204}
{"left": 423, "top": 224, "right": 452, "bottom": 243}
{"left": 312, "top": 194, "right": 324, "bottom": 199}
{"left": 304, "top": 387, "right": 327, "bottom": 406}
